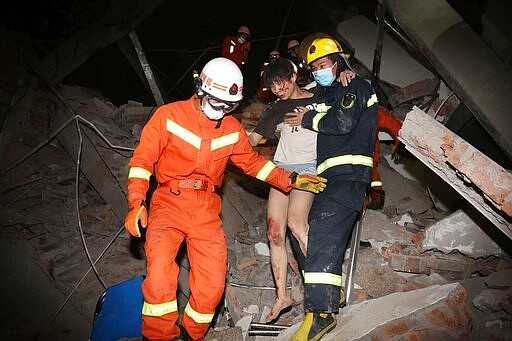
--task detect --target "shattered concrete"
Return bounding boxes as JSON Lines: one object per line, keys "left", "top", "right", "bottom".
{"left": 277, "top": 283, "right": 472, "bottom": 340}
{"left": 1, "top": 17, "right": 512, "bottom": 338}
{"left": 421, "top": 209, "right": 509, "bottom": 258}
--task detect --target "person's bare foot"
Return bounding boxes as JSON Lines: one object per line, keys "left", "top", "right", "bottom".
{"left": 265, "top": 296, "right": 293, "bottom": 323}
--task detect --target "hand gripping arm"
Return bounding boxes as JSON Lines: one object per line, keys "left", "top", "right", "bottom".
{"left": 290, "top": 172, "right": 327, "bottom": 194}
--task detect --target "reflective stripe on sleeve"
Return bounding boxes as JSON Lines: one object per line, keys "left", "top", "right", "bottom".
{"left": 317, "top": 154, "right": 373, "bottom": 175}
{"left": 184, "top": 303, "right": 214, "bottom": 324}
{"left": 367, "top": 93, "right": 378, "bottom": 107}
{"left": 311, "top": 112, "right": 327, "bottom": 131}
{"left": 211, "top": 132, "right": 239, "bottom": 151}
{"left": 371, "top": 181, "right": 383, "bottom": 187}
{"left": 142, "top": 300, "right": 178, "bottom": 316}
{"left": 128, "top": 167, "right": 152, "bottom": 180}
{"left": 312, "top": 103, "right": 330, "bottom": 113}
{"left": 304, "top": 272, "right": 343, "bottom": 287}
{"left": 256, "top": 161, "right": 277, "bottom": 181}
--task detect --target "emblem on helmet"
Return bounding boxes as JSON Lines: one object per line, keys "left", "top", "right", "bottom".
{"left": 229, "top": 83, "right": 239, "bottom": 96}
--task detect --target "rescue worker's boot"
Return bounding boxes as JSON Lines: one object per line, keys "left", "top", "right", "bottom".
{"left": 367, "top": 188, "right": 385, "bottom": 210}
{"left": 291, "top": 312, "right": 337, "bottom": 341}
{"left": 171, "top": 325, "right": 191, "bottom": 341}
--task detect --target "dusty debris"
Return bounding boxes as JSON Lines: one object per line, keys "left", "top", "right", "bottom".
{"left": 2, "top": 82, "right": 512, "bottom": 340}
{"left": 421, "top": 209, "right": 509, "bottom": 258}
{"left": 277, "top": 283, "right": 473, "bottom": 340}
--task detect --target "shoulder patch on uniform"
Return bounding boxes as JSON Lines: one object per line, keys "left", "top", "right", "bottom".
{"left": 341, "top": 93, "right": 356, "bottom": 109}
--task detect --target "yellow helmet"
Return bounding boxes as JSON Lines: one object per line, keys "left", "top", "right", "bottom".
{"left": 306, "top": 37, "right": 344, "bottom": 64}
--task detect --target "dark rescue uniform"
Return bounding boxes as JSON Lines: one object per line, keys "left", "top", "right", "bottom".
{"left": 293, "top": 76, "right": 378, "bottom": 313}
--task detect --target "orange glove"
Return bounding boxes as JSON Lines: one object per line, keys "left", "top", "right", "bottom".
{"left": 124, "top": 200, "right": 148, "bottom": 237}
{"left": 291, "top": 172, "right": 327, "bottom": 194}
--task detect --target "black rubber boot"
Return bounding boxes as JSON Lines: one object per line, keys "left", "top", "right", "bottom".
{"left": 170, "top": 325, "right": 192, "bottom": 341}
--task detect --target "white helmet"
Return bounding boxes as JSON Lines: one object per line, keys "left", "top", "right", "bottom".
{"left": 199, "top": 57, "right": 243, "bottom": 103}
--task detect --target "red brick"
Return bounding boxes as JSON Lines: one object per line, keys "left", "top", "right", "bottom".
{"left": 424, "top": 308, "right": 457, "bottom": 330}
{"left": 382, "top": 320, "right": 409, "bottom": 338}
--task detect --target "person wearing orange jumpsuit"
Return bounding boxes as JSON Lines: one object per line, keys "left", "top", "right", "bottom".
{"left": 124, "top": 57, "right": 326, "bottom": 341}
{"left": 221, "top": 25, "right": 251, "bottom": 69}
{"left": 368, "top": 106, "right": 402, "bottom": 210}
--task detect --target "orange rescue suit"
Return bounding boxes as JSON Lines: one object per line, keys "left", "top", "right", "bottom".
{"left": 372, "top": 106, "right": 402, "bottom": 189}
{"left": 221, "top": 35, "right": 251, "bottom": 68}
{"left": 127, "top": 95, "right": 294, "bottom": 341}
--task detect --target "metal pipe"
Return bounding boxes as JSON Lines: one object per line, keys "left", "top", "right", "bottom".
{"left": 344, "top": 208, "right": 366, "bottom": 305}
{"left": 248, "top": 330, "right": 281, "bottom": 336}
{"left": 250, "top": 322, "right": 290, "bottom": 330}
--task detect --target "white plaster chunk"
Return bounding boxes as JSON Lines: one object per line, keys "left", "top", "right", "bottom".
{"left": 396, "top": 213, "right": 414, "bottom": 227}
{"left": 243, "top": 304, "right": 259, "bottom": 315}
{"left": 421, "top": 209, "right": 507, "bottom": 258}
{"left": 254, "top": 242, "right": 270, "bottom": 257}
{"left": 362, "top": 210, "right": 415, "bottom": 252}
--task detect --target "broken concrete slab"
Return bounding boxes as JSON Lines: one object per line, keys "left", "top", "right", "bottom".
{"left": 350, "top": 248, "right": 406, "bottom": 299}
{"left": 377, "top": 152, "right": 436, "bottom": 214}
{"left": 336, "top": 15, "right": 434, "bottom": 89}
{"left": 362, "top": 210, "right": 416, "bottom": 252}
{"left": 390, "top": 252, "right": 478, "bottom": 280}
{"left": 472, "top": 288, "right": 511, "bottom": 314}
{"left": 421, "top": 209, "right": 508, "bottom": 258}
{"left": 385, "top": 0, "right": 512, "bottom": 160}
{"left": 277, "top": 282, "right": 472, "bottom": 340}
{"left": 399, "top": 106, "right": 512, "bottom": 241}
{"left": 485, "top": 269, "right": 512, "bottom": 289}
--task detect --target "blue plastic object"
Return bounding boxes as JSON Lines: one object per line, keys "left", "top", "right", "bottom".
{"left": 91, "top": 275, "right": 144, "bottom": 341}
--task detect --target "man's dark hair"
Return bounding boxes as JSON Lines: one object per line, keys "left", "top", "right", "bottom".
{"left": 263, "top": 58, "right": 296, "bottom": 88}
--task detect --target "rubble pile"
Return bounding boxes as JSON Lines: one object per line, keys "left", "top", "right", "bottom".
{"left": 1, "top": 81, "right": 511, "bottom": 340}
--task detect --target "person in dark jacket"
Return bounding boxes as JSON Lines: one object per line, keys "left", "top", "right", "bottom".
{"left": 285, "top": 36, "right": 378, "bottom": 341}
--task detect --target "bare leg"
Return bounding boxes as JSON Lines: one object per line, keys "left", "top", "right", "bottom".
{"left": 287, "top": 189, "right": 315, "bottom": 256}
{"left": 266, "top": 188, "right": 293, "bottom": 323}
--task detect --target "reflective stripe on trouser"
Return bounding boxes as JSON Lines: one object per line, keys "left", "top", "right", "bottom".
{"left": 302, "top": 186, "right": 361, "bottom": 313}
{"left": 141, "top": 186, "right": 227, "bottom": 340}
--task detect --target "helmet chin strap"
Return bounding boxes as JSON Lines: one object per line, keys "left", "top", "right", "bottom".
{"left": 335, "top": 53, "right": 354, "bottom": 78}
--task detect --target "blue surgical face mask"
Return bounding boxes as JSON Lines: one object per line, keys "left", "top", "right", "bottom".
{"left": 312, "top": 62, "right": 337, "bottom": 87}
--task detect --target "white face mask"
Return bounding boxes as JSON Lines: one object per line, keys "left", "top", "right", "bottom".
{"left": 312, "top": 62, "right": 337, "bottom": 87}
{"left": 201, "top": 100, "right": 225, "bottom": 120}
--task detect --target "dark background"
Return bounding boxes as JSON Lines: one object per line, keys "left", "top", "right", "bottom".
{"left": 1, "top": 0, "right": 376, "bottom": 105}
{"left": 2, "top": 0, "right": 486, "bottom": 106}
